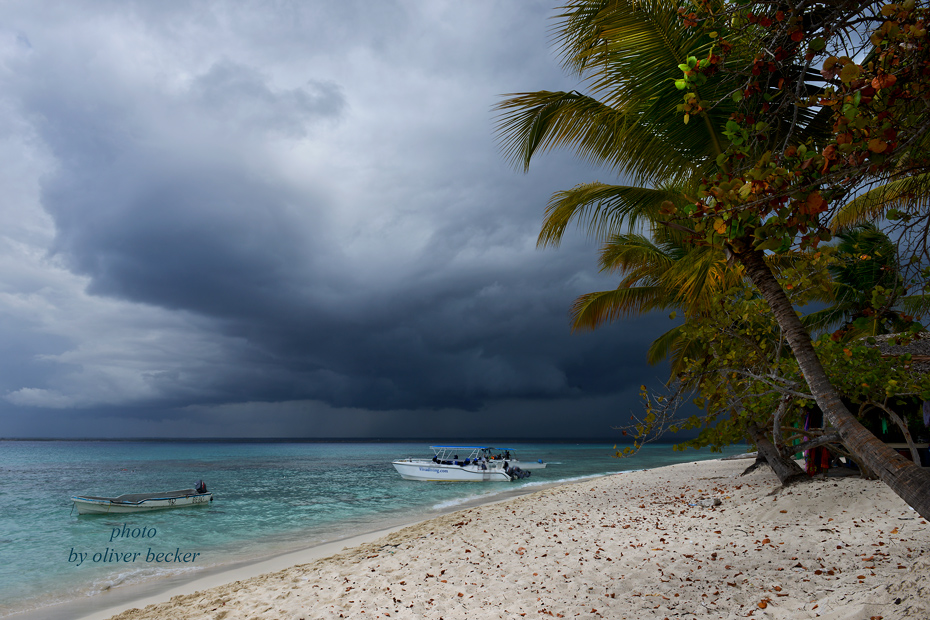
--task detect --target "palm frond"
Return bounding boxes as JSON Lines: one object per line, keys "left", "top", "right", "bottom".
{"left": 496, "top": 90, "right": 714, "bottom": 185}
{"left": 660, "top": 244, "right": 737, "bottom": 311}
{"left": 801, "top": 305, "right": 853, "bottom": 335}
{"left": 899, "top": 294, "right": 930, "bottom": 321}
{"left": 597, "top": 234, "right": 676, "bottom": 275}
{"left": 496, "top": 0, "right": 741, "bottom": 185}
{"left": 570, "top": 286, "right": 673, "bottom": 330}
{"left": 646, "top": 325, "right": 707, "bottom": 379}
{"left": 645, "top": 324, "right": 683, "bottom": 366}
{"left": 538, "top": 182, "right": 685, "bottom": 247}
{"left": 832, "top": 172, "right": 930, "bottom": 231}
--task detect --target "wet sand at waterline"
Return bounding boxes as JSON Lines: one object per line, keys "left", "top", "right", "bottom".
{"left": 84, "top": 458, "right": 929, "bottom": 620}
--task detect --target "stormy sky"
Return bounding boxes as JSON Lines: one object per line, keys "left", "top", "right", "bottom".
{"left": 0, "top": 1, "right": 678, "bottom": 439}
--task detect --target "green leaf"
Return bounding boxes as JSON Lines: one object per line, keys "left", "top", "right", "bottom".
{"left": 755, "top": 238, "right": 783, "bottom": 251}
{"left": 839, "top": 63, "right": 861, "bottom": 84}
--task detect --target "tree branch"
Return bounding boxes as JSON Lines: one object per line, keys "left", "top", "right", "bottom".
{"left": 780, "top": 433, "right": 842, "bottom": 458}
{"left": 861, "top": 400, "right": 922, "bottom": 466}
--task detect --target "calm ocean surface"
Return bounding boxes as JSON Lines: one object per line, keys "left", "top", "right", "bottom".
{"left": 0, "top": 440, "right": 746, "bottom": 618}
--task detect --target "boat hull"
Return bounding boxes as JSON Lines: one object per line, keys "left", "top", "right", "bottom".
{"left": 508, "top": 460, "right": 546, "bottom": 470}
{"left": 71, "top": 492, "right": 213, "bottom": 515}
{"left": 392, "top": 460, "right": 511, "bottom": 481}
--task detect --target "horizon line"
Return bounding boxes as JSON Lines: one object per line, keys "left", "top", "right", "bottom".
{"left": 0, "top": 436, "right": 655, "bottom": 444}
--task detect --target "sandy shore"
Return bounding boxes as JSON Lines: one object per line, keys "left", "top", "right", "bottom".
{"left": 86, "top": 458, "right": 928, "bottom": 620}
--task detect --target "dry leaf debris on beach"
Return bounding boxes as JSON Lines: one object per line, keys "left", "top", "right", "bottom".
{"left": 107, "top": 459, "right": 929, "bottom": 620}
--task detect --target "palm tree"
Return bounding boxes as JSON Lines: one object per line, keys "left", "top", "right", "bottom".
{"left": 498, "top": 0, "right": 930, "bottom": 515}
{"left": 804, "top": 224, "right": 922, "bottom": 339}
{"left": 496, "top": 0, "right": 742, "bottom": 384}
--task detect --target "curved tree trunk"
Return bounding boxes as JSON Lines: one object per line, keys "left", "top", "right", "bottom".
{"left": 748, "top": 423, "right": 809, "bottom": 486}
{"left": 737, "top": 248, "right": 930, "bottom": 520}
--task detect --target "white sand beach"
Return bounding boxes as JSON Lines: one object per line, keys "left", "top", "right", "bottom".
{"left": 82, "top": 458, "right": 929, "bottom": 620}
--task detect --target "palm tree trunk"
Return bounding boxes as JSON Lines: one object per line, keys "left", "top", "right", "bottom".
{"left": 747, "top": 423, "right": 809, "bottom": 485}
{"left": 736, "top": 248, "right": 930, "bottom": 520}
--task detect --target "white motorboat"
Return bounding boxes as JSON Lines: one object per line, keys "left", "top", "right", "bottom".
{"left": 480, "top": 447, "right": 547, "bottom": 470}
{"left": 71, "top": 482, "right": 213, "bottom": 515}
{"left": 392, "top": 446, "right": 534, "bottom": 481}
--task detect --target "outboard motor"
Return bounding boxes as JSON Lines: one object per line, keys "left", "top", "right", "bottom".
{"left": 505, "top": 466, "right": 531, "bottom": 480}
{"left": 194, "top": 480, "right": 207, "bottom": 494}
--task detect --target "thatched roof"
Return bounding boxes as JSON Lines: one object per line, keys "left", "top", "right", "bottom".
{"left": 870, "top": 333, "right": 930, "bottom": 375}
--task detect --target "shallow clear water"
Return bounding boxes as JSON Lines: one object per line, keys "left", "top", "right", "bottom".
{"left": 0, "top": 440, "right": 745, "bottom": 617}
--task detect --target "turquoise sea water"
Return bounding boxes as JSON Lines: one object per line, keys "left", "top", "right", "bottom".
{"left": 0, "top": 440, "right": 746, "bottom": 618}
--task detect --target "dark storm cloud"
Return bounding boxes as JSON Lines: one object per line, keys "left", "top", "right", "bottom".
{"left": 0, "top": 0, "right": 681, "bottom": 437}
{"left": 25, "top": 51, "right": 344, "bottom": 316}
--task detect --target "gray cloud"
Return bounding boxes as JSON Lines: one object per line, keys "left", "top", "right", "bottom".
{"left": 0, "top": 0, "right": 678, "bottom": 438}
{"left": 188, "top": 60, "right": 345, "bottom": 138}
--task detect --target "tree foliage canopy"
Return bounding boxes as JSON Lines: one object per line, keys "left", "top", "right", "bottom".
{"left": 499, "top": 0, "right": 930, "bottom": 516}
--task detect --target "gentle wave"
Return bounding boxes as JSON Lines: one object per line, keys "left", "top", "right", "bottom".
{"left": 429, "top": 472, "right": 619, "bottom": 510}
{"left": 86, "top": 565, "right": 204, "bottom": 596}
{"left": 517, "top": 472, "right": 615, "bottom": 488}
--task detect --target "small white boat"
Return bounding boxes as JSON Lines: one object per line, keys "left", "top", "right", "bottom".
{"left": 71, "top": 482, "right": 213, "bottom": 515}
{"left": 481, "top": 446, "right": 547, "bottom": 470}
{"left": 392, "top": 446, "right": 535, "bottom": 481}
